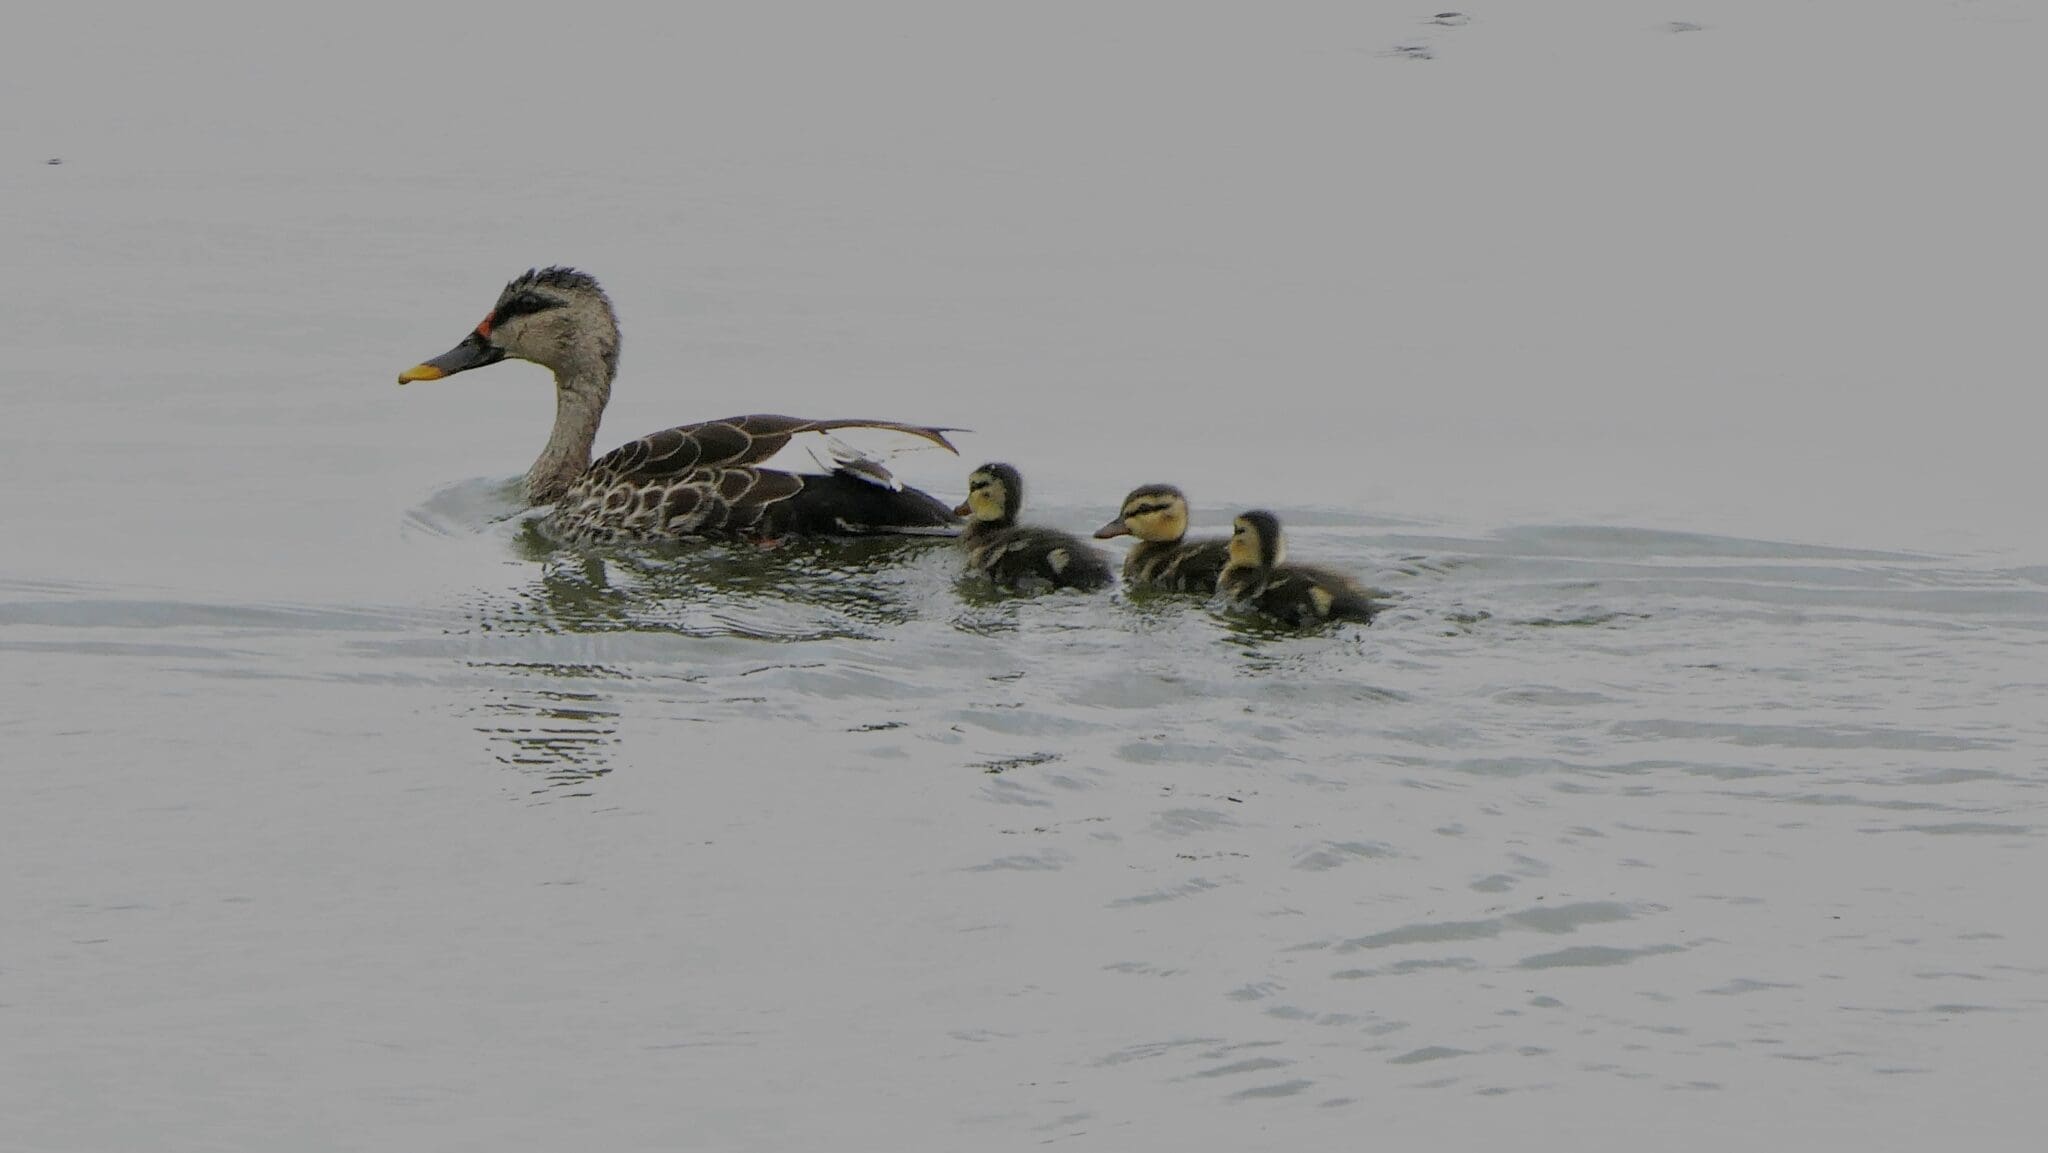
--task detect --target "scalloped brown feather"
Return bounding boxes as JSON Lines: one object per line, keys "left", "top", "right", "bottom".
{"left": 550, "top": 414, "right": 962, "bottom": 544}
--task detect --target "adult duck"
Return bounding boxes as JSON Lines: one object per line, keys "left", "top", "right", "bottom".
{"left": 398, "top": 267, "right": 961, "bottom": 543}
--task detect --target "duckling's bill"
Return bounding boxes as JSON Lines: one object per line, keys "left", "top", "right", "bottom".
{"left": 1093, "top": 516, "right": 1131, "bottom": 539}
{"left": 952, "top": 499, "right": 973, "bottom": 517}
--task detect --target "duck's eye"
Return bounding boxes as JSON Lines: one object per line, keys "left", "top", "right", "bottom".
{"left": 492, "top": 294, "right": 554, "bottom": 325}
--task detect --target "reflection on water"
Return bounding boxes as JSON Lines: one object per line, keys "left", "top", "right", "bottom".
{"left": 478, "top": 525, "right": 953, "bottom": 641}
{"left": 468, "top": 661, "right": 624, "bottom": 793}
{"left": 478, "top": 691, "right": 617, "bottom": 790}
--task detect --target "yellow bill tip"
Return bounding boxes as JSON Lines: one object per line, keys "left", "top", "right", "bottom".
{"left": 397, "top": 364, "right": 445, "bottom": 385}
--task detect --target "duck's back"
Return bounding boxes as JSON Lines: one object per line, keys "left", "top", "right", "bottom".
{"left": 965, "top": 524, "right": 1113, "bottom": 592}
{"left": 1126, "top": 538, "right": 1231, "bottom": 594}
{"left": 543, "top": 415, "right": 962, "bottom": 543}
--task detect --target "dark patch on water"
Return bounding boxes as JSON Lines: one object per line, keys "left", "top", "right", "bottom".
{"left": 1518, "top": 944, "right": 1686, "bottom": 970}
{"left": 1228, "top": 1078, "right": 1314, "bottom": 1100}
{"left": 972, "top": 751, "right": 1061, "bottom": 774}
{"left": 1390, "top": 1046, "right": 1472, "bottom": 1065}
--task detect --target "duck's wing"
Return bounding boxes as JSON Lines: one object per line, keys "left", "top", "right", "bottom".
{"left": 558, "top": 415, "right": 961, "bottom": 540}
{"left": 587, "top": 414, "right": 960, "bottom": 483}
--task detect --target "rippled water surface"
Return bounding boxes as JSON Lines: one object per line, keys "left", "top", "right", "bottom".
{"left": 6, "top": 2, "right": 2046, "bottom": 1149}
{"left": 11, "top": 498, "right": 2046, "bottom": 1148}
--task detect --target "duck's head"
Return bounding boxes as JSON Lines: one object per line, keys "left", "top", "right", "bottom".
{"left": 398, "top": 267, "right": 620, "bottom": 387}
{"left": 1095, "top": 484, "right": 1190, "bottom": 542}
{"left": 1229, "top": 509, "right": 1286, "bottom": 571}
{"left": 953, "top": 462, "right": 1023, "bottom": 526}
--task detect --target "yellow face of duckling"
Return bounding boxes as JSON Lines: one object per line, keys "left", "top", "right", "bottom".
{"left": 1228, "top": 518, "right": 1259, "bottom": 568}
{"left": 1095, "top": 486, "right": 1189, "bottom": 542}
{"left": 1229, "top": 511, "right": 1286, "bottom": 570}
{"left": 954, "top": 464, "right": 1019, "bottom": 524}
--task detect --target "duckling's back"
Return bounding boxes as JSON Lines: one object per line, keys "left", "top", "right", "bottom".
{"left": 965, "top": 524, "right": 1113, "bottom": 592}
{"left": 1126, "top": 538, "right": 1232, "bottom": 594}
{"left": 1225, "top": 563, "right": 1377, "bottom": 627}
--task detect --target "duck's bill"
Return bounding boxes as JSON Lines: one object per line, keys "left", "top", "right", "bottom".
{"left": 1092, "top": 518, "right": 1132, "bottom": 539}
{"left": 951, "top": 501, "right": 972, "bottom": 517}
{"left": 397, "top": 333, "right": 505, "bottom": 384}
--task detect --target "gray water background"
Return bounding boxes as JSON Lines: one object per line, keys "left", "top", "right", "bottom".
{"left": 4, "top": 3, "right": 2045, "bottom": 1149}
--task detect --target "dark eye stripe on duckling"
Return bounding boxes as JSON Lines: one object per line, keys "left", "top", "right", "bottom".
{"left": 1122, "top": 502, "right": 1172, "bottom": 517}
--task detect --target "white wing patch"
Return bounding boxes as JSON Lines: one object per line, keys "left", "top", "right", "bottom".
{"left": 806, "top": 435, "right": 901, "bottom": 490}
{"left": 752, "top": 426, "right": 958, "bottom": 490}
{"left": 798, "top": 434, "right": 902, "bottom": 490}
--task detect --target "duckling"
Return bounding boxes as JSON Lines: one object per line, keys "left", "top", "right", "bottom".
{"left": 954, "top": 463, "right": 1114, "bottom": 592}
{"left": 1093, "top": 484, "right": 1231, "bottom": 593}
{"left": 1219, "top": 510, "right": 1378, "bottom": 626}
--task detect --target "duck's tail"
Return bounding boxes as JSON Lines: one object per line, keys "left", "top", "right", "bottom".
{"left": 771, "top": 471, "right": 962, "bottom": 537}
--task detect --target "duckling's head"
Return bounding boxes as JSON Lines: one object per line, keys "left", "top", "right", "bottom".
{"left": 1095, "top": 484, "right": 1190, "bottom": 542}
{"left": 1229, "top": 509, "right": 1286, "bottom": 571}
{"left": 399, "top": 267, "right": 621, "bottom": 388}
{"left": 953, "top": 462, "right": 1023, "bottom": 526}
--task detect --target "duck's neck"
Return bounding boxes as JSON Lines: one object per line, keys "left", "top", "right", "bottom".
{"left": 525, "top": 358, "right": 613, "bottom": 506}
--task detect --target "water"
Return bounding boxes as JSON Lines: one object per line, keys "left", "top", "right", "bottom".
{"left": 5, "top": 2, "right": 2046, "bottom": 1149}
